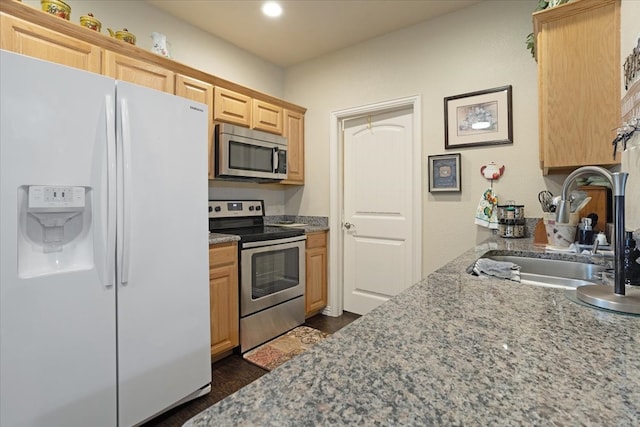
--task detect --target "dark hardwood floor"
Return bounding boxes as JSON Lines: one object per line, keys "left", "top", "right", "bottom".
{"left": 143, "top": 311, "right": 361, "bottom": 426}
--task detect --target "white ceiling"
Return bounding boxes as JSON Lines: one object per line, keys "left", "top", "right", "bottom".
{"left": 146, "top": 0, "right": 481, "bottom": 67}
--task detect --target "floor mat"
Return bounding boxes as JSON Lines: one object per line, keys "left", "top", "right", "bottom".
{"left": 242, "top": 326, "right": 330, "bottom": 371}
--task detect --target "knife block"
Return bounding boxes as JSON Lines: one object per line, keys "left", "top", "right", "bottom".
{"left": 533, "top": 219, "right": 548, "bottom": 245}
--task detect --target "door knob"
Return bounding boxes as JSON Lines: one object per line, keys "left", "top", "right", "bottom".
{"left": 344, "top": 222, "right": 354, "bottom": 229}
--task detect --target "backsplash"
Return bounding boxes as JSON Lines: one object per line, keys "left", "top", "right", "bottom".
{"left": 264, "top": 216, "right": 328, "bottom": 227}
{"left": 208, "top": 183, "right": 286, "bottom": 215}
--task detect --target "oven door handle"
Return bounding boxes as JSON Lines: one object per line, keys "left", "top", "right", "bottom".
{"left": 242, "top": 234, "right": 306, "bottom": 249}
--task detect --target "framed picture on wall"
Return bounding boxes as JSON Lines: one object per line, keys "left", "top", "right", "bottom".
{"left": 428, "top": 153, "right": 461, "bottom": 192}
{"left": 444, "top": 85, "right": 513, "bottom": 149}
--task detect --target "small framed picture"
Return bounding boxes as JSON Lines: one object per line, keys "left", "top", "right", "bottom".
{"left": 444, "top": 85, "right": 513, "bottom": 149}
{"left": 428, "top": 153, "right": 461, "bottom": 192}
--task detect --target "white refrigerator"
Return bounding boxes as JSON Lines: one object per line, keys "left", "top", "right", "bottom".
{"left": 0, "top": 50, "right": 211, "bottom": 426}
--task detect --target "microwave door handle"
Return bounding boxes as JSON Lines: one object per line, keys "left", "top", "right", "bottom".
{"left": 273, "top": 147, "right": 279, "bottom": 173}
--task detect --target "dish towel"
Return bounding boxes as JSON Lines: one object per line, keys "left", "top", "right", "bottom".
{"left": 469, "top": 258, "right": 521, "bottom": 282}
{"left": 474, "top": 188, "right": 499, "bottom": 229}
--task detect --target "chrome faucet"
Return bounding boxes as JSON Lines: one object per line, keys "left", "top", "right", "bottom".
{"left": 556, "top": 166, "right": 639, "bottom": 314}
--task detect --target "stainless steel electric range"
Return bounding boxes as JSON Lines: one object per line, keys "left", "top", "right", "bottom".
{"left": 208, "top": 200, "right": 306, "bottom": 353}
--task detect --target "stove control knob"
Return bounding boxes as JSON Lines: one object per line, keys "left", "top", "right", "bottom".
{"left": 249, "top": 206, "right": 255, "bottom": 211}
{"left": 256, "top": 205, "right": 261, "bottom": 211}
{"left": 214, "top": 206, "right": 221, "bottom": 212}
{"left": 208, "top": 206, "right": 213, "bottom": 212}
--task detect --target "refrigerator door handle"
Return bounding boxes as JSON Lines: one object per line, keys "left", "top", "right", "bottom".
{"left": 119, "top": 98, "right": 132, "bottom": 285}
{"left": 105, "top": 95, "right": 116, "bottom": 288}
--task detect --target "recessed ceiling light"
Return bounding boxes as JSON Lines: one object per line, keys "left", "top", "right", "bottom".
{"left": 262, "top": 1, "right": 282, "bottom": 18}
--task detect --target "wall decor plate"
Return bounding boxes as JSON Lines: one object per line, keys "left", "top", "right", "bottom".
{"left": 428, "top": 153, "right": 461, "bottom": 192}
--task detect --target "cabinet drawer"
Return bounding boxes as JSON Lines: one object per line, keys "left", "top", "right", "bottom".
{"left": 209, "top": 242, "right": 237, "bottom": 267}
{"left": 306, "top": 231, "right": 327, "bottom": 249}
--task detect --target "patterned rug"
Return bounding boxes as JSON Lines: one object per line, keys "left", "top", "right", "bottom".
{"left": 243, "top": 326, "right": 330, "bottom": 371}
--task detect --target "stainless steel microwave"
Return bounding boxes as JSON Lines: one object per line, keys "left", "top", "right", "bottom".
{"left": 214, "top": 123, "right": 288, "bottom": 181}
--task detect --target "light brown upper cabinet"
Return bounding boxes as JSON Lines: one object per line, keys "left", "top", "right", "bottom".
{"left": 213, "top": 87, "right": 252, "bottom": 127}
{"left": 175, "top": 74, "right": 215, "bottom": 178}
{"left": 252, "top": 99, "right": 283, "bottom": 134}
{"left": 534, "top": 0, "right": 621, "bottom": 174}
{"left": 103, "top": 51, "right": 175, "bottom": 93}
{"left": 0, "top": 13, "right": 101, "bottom": 73}
{"left": 281, "top": 109, "right": 305, "bottom": 185}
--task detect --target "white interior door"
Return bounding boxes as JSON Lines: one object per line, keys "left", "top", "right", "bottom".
{"left": 342, "top": 107, "right": 415, "bottom": 315}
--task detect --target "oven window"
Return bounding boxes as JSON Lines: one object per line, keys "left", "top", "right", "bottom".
{"left": 229, "top": 140, "right": 274, "bottom": 172}
{"left": 251, "top": 247, "right": 299, "bottom": 299}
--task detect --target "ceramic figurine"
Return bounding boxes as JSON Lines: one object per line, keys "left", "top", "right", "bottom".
{"left": 107, "top": 28, "right": 136, "bottom": 45}
{"left": 480, "top": 162, "right": 505, "bottom": 180}
{"left": 151, "top": 32, "right": 171, "bottom": 58}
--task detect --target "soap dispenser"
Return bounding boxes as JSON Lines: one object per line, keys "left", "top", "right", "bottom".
{"left": 623, "top": 232, "right": 640, "bottom": 285}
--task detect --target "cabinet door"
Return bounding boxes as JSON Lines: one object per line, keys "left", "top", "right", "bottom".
{"left": 0, "top": 14, "right": 101, "bottom": 73}
{"left": 103, "top": 51, "right": 174, "bottom": 93}
{"left": 213, "top": 87, "right": 251, "bottom": 127}
{"left": 176, "top": 74, "right": 215, "bottom": 178}
{"left": 305, "top": 231, "right": 327, "bottom": 317}
{"left": 534, "top": 0, "right": 620, "bottom": 173}
{"left": 281, "top": 109, "right": 305, "bottom": 185}
{"left": 252, "top": 99, "right": 283, "bottom": 134}
{"left": 209, "top": 242, "right": 239, "bottom": 357}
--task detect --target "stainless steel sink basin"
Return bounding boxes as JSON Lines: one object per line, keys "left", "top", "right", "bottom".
{"left": 479, "top": 254, "right": 609, "bottom": 290}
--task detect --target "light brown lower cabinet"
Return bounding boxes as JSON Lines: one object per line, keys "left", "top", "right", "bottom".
{"left": 209, "top": 242, "right": 239, "bottom": 359}
{"left": 305, "top": 231, "right": 328, "bottom": 318}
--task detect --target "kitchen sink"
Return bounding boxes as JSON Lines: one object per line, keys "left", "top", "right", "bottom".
{"left": 478, "top": 254, "right": 609, "bottom": 290}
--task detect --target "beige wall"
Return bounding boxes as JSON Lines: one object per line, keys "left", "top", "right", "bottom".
{"left": 284, "top": 0, "right": 563, "bottom": 274}
{"left": 285, "top": 0, "right": 640, "bottom": 274}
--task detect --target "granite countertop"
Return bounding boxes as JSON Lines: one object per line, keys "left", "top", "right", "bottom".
{"left": 189, "top": 236, "right": 640, "bottom": 426}
{"left": 208, "top": 233, "right": 241, "bottom": 245}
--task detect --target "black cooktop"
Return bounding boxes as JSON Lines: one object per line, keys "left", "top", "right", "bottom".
{"left": 208, "top": 199, "right": 305, "bottom": 243}
{"left": 210, "top": 224, "right": 305, "bottom": 243}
